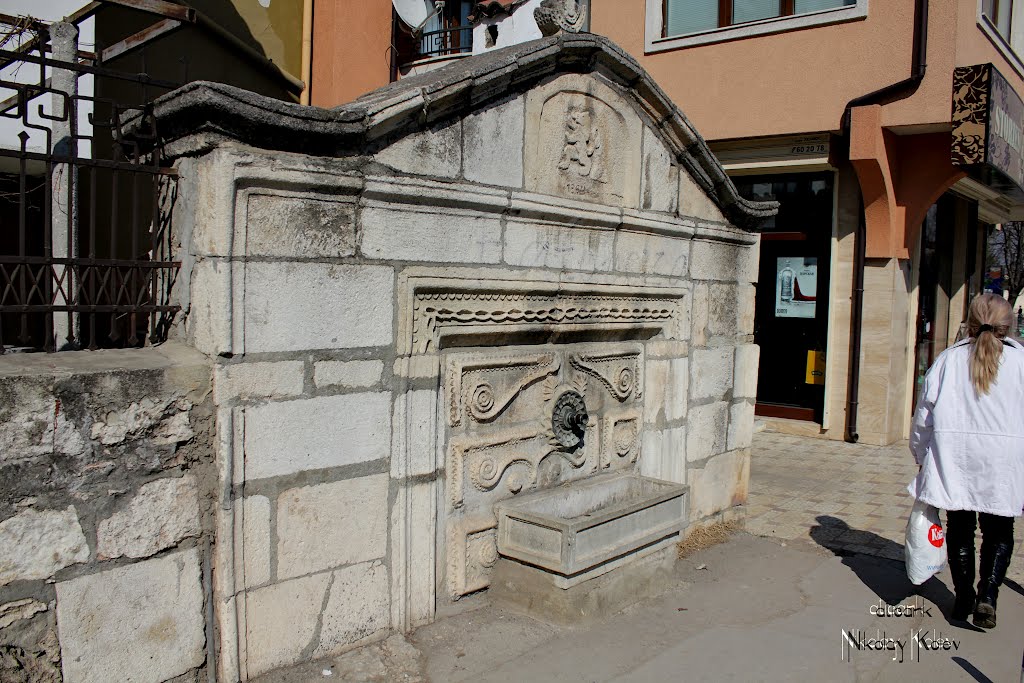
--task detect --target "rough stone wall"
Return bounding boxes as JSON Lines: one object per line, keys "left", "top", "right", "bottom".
{"left": 0, "top": 343, "right": 214, "bottom": 683}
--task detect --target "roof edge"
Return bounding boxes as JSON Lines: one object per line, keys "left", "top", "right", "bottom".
{"left": 146, "top": 33, "right": 777, "bottom": 229}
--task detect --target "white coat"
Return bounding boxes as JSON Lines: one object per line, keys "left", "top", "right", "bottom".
{"left": 907, "top": 337, "right": 1024, "bottom": 517}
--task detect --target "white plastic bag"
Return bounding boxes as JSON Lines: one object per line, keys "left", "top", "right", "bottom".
{"left": 905, "top": 500, "right": 947, "bottom": 585}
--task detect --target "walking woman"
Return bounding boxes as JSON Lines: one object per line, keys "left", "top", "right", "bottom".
{"left": 908, "top": 293, "right": 1024, "bottom": 628}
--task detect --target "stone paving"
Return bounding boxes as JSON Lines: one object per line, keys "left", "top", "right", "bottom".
{"left": 746, "top": 429, "right": 1024, "bottom": 584}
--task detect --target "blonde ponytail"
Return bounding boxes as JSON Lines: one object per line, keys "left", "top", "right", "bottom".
{"left": 967, "top": 293, "right": 1014, "bottom": 395}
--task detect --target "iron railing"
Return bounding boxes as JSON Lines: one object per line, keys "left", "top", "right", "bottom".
{"left": 416, "top": 25, "right": 473, "bottom": 60}
{"left": 0, "top": 24, "right": 180, "bottom": 353}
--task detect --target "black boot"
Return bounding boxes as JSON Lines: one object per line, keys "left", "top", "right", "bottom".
{"left": 974, "top": 541, "right": 1013, "bottom": 629}
{"left": 946, "top": 539, "right": 976, "bottom": 621}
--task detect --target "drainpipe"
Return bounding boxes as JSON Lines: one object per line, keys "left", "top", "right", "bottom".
{"left": 841, "top": 0, "right": 928, "bottom": 443}
{"left": 300, "top": 0, "right": 313, "bottom": 105}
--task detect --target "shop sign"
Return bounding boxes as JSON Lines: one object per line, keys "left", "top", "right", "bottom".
{"left": 775, "top": 257, "right": 817, "bottom": 319}
{"left": 952, "top": 63, "right": 1024, "bottom": 198}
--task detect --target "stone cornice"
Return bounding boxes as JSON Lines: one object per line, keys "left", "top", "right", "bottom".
{"left": 146, "top": 33, "right": 777, "bottom": 230}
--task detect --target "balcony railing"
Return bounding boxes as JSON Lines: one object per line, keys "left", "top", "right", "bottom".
{"left": 416, "top": 25, "right": 473, "bottom": 61}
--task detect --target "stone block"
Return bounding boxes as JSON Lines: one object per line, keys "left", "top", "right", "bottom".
{"left": 641, "top": 127, "right": 679, "bottom": 214}
{"left": 0, "top": 507, "right": 88, "bottom": 586}
{"left": 375, "top": 119, "right": 461, "bottom": 179}
{"left": 241, "top": 494, "right": 271, "bottom": 588}
{"left": 686, "top": 402, "right": 728, "bottom": 462}
{"left": 244, "top": 393, "right": 392, "bottom": 480}
{"left": 277, "top": 474, "right": 389, "bottom": 580}
{"left": 503, "top": 221, "right": 614, "bottom": 271}
{"left": 315, "top": 561, "right": 390, "bottom": 657}
{"left": 728, "top": 401, "right": 755, "bottom": 451}
{"left": 707, "top": 283, "right": 738, "bottom": 337}
{"left": 243, "top": 263, "right": 393, "bottom": 352}
{"left": 244, "top": 192, "right": 356, "bottom": 258}
{"left": 314, "top": 359, "right": 384, "bottom": 390}
{"left": 639, "top": 426, "right": 686, "bottom": 483}
{"left": 690, "top": 282, "right": 709, "bottom": 347}
{"left": 678, "top": 171, "right": 727, "bottom": 223}
{"left": 464, "top": 95, "right": 525, "bottom": 187}
{"left": 738, "top": 283, "right": 756, "bottom": 335}
{"left": 96, "top": 475, "right": 200, "bottom": 560}
{"left": 244, "top": 572, "right": 330, "bottom": 677}
{"left": 643, "top": 357, "right": 687, "bottom": 425}
{"left": 390, "top": 482, "right": 435, "bottom": 629}
{"left": 361, "top": 205, "right": 502, "bottom": 264}
{"left": 690, "top": 347, "right": 734, "bottom": 401}
{"left": 689, "top": 240, "right": 758, "bottom": 282}
{"left": 524, "top": 74, "right": 642, "bottom": 209}
{"left": 733, "top": 344, "right": 760, "bottom": 399}
{"left": 187, "top": 257, "right": 231, "bottom": 356}
{"left": 214, "top": 361, "right": 305, "bottom": 403}
{"left": 614, "top": 230, "right": 688, "bottom": 277}
{"left": 687, "top": 449, "right": 750, "bottom": 520}
{"left": 55, "top": 548, "right": 205, "bottom": 683}
{"left": 391, "top": 390, "right": 439, "bottom": 479}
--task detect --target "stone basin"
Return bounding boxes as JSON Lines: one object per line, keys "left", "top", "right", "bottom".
{"left": 495, "top": 472, "right": 687, "bottom": 578}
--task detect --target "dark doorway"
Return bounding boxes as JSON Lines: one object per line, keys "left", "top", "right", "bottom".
{"left": 735, "top": 172, "right": 834, "bottom": 423}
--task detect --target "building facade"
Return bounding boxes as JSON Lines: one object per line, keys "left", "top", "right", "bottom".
{"left": 315, "top": 0, "right": 1024, "bottom": 445}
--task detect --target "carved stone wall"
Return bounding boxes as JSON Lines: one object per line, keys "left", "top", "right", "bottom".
{"left": 444, "top": 343, "right": 644, "bottom": 597}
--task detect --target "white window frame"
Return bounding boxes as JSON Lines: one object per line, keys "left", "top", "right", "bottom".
{"left": 645, "top": 0, "right": 868, "bottom": 53}
{"left": 977, "top": 1, "right": 1024, "bottom": 80}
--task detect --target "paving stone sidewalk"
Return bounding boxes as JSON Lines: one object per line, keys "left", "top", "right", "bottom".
{"left": 746, "top": 429, "right": 1024, "bottom": 585}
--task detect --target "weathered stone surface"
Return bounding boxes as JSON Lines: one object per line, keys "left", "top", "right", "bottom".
{"left": 245, "top": 193, "right": 356, "bottom": 258}
{"left": 639, "top": 426, "right": 686, "bottom": 483}
{"left": 614, "top": 230, "right": 689, "bottom": 278}
{"left": 679, "top": 170, "right": 727, "bottom": 223}
{"left": 738, "top": 283, "right": 756, "bottom": 335}
{"left": 686, "top": 402, "right": 728, "bottom": 462}
{"left": 242, "top": 494, "right": 271, "bottom": 589}
{"left": 186, "top": 257, "right": 231, "bottom": 356}
{"left": 464, "top": 95, "right": 525, "bottom": 187}
{"left": 643, "top": 357, "right": 688, "bottom": 425}
{"left": 214, "top": 360, "right": 304, "bottom": 403}
{"left": 0, "top": 507, "right": 88, "bottom": 586}
{"left": 244, "top": 393, "right": 392, "bottom": 480}
{"left": 244, "top": 572, "right": 330, "bottom": 678}
{"left": 277, "top": 474, "right": 389, "bottom": 580}
{"left": 690, "top": 282, "right": 709, "bottom": 347}
{"left": 687, "top": 449, "right": 750, "bottom": 520}
{"left": 0, "top": 390, "right": 86, "bottom": 463}
{"left": 690, "top": 347, "right": 734, "bottom": 401}
{"left": 707, "top": 283, "right": 738, "bottom": 338}
{"left": 55, "top": 548, "right": 205, "bottom": 683}
{"left": 90, "top": 397, "right": 193, "bottom": 446}
{"left": 390, "top": 482, "right": 435, "bottom": 629}
{"left": 376, "top": 119, "right": 461, "bottom": 179}
{"left": 641, "top": 127, "right": 679, "bottom": 214}
{"left": 503, "top": 222, "right": 614, "bottom": 271}
{"left": 243, "top": 263, "right": 393, "bottom": 352}
{"left": 314, "top": 360, "right": 384, "bottom": 390}
{"left": 96, "top": 475, "right": 200, "bottom": 560}
{"left": 733, "top": 345, "right": 760, "bottom": 399}
{"left": 690, "top": 240, "right": 758, "bottom": 282}
{"left": 361, "top": 205, "right": 502, "bottom": 264}
{"left": 524, "top": 74, "right": 642, "bottom": 208}
{"left": 728, "top": 401, "right": 755, "bottom": 451}
{"left": 315, "top": 561, "right": 389, "bottom": 657}
{"left": 391, "top": 390, "right": 439, "bottom": 479}
{"left": 0, "top": 621, "right": 60, "bottom": 683}
{"left": 0, "top": 599, "right": 46, "bottom": 630}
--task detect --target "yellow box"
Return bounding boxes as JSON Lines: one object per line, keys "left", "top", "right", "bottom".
{"left": 806, "top": 350, "right": 825, "bottom": 385}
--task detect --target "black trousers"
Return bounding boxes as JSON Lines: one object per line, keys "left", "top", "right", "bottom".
{"left": 946, "top": 510, "right": 1015, "bottom": 549}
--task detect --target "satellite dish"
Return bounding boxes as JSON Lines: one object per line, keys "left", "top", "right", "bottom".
{"left": 393, "top": 0, "right": 435, "bottom": 30}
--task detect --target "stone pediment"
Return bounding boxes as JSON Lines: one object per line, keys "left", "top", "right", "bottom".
{"left": 146, "top": 34, "right": 776, "bottom": 230}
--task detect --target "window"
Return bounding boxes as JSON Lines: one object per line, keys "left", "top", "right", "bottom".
{"left": 664, "top": 0, "right": 856, "bottom": 38}
{"left": 983, "top": 0, "right": 1013, "bottom": 39}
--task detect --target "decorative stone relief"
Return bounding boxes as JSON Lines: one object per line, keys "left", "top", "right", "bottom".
{"left": 444, "top": 343, "right": 645, "bottom": 598}
{"left": 525, "top": 74, "right": 643, "bottom": 208}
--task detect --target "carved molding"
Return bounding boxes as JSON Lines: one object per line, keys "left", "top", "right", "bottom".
{"left": 601, "top": 408, "right": 641, "bottom": 469}
{"left": 446, "top": 353, "right": 560, "bottom": 428}
{"left": 570, "top": 347, "right": 643, "bottom": 402}
{"left": 448, "top": 518, "right": 499, "bottom": 598}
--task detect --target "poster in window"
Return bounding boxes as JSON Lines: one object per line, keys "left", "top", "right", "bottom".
{"left": 775, "top": 257, "right": 817, "bottom": 319}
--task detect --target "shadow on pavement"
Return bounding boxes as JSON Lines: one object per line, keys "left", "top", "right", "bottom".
{"left": 808, "top": 515, "right": 988, "bottom": 631}
{"left": 952, "top": 656, "right": 997, "bottom": 683}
